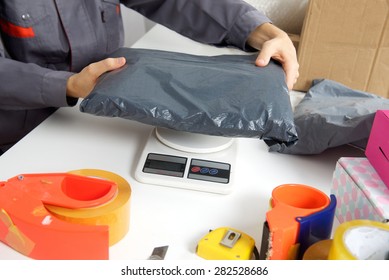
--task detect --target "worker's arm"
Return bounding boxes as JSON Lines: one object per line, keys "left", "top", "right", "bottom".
{"left": 122, "top": 0, "right": 298, "bottom": 89}
{"left": 0, "top": 60, "right": 74, "bottom": 110}
{"left": 0, "top": 35, "right": 74, "bottom": 110}
{"left": 122, "top": 0, "right": 269, "bottom": 50}
{"left": 0, "top": 37, "right": 125, "bottom": 105}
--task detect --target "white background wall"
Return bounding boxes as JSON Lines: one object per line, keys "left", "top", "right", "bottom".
{"left": 242, "top": 0, "right": 308, "bottom": 34}
{"left": 121, "top": 5, "right": 155, "bottom": 47}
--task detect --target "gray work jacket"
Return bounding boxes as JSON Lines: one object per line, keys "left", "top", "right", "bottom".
{"left": 0, "top": 0, "right": 269, "bottom": 152}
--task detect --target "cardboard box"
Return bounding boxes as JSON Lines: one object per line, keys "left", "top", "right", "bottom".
{"left": 293, "top": 0, "right": 389, "bottom": 98}
{"left": 365, "top": 110, "right": 389, "bottom": 188}
{"left": 331, "top": 157, "right": 389, "bottom": 224}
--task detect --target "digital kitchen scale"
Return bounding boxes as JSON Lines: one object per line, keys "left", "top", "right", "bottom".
{"left": 135, "top": 127, "right": 237, "bottom": 194}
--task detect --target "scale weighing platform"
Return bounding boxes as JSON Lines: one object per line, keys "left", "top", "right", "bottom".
{"left": 135, "top": 127, "right": 237, "bottom": 194}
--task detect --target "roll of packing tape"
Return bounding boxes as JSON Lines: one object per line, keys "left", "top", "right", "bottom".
{"left": 328, "top": 220, "right": 389, "bottom": 260}
{"left": 0, "top": 170, "right": 131, "bottom": 259}
{"left": 45, "top": 169, "right": 131, "bottom": 246}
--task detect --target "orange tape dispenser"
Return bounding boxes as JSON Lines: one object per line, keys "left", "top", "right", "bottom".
{"left": 259, "top": 184, "right": 333, "bottom": 260}
{"left": 0, "top": 169, "right": 131, "bottom": 259}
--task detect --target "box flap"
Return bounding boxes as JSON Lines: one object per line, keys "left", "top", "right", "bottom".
{"left": 294, "top": 0, "right": 389, "bottom": 98}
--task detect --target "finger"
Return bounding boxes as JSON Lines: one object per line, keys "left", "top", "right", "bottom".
{"left": 284, "top": 64, "right": 296, "bottom": 90}
{"left": 255, "top": 43, "right": 273, "bottom": 67}
{"left": 283, "top": 61, "right": 300, "bottom": 90}
{"left": 256, "top": 43, "right": 299, "bottom": 90}
{"left": 89, "top": 57, "right": 126, "bottom": 78}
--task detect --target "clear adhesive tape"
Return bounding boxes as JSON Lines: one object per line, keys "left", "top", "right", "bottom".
{"left": 328, "top": 220, "right": 389, "bottom": 260}
{"left": 45, "top": 169, "right": 131, "bottom": 246}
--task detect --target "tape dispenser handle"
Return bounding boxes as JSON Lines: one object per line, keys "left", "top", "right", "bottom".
{"left": 6, "top": 173, "right": 118, "bottom": 209}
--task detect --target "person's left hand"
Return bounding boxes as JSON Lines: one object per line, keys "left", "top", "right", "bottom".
{"left": 247, "top": 23, "right": 299, "bottom": 90}
{"left": 66, "top": 57, "right": 126, "bottom": 98}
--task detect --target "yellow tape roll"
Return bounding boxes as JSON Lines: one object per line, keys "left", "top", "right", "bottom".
{"left": 328, "top": 220, "right": 389, "bottom": 260}
{"left": 45, "top": 169, "right": 131, "bottom": 246}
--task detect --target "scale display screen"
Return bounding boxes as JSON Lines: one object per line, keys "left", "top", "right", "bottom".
{"left": 143, "top": 153, "right": 187, "bottom": 177}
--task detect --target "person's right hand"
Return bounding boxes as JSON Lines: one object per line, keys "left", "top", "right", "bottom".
{"left": 66, "top": 57, "right": 126, "bottom": 98}
{"left": 247, "top": 23, "right": 299, "bottom": 91}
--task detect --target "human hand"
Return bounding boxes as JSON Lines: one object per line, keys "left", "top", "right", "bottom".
{"left": 247, "top": 23, "right": 299, "bottom": 90}
{"left": 66, "top": 57, "right": 126, "bottom": 98}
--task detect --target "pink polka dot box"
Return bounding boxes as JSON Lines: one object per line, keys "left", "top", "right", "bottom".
{"left": 331, "top": 157, "right": 389, "bottom": 224}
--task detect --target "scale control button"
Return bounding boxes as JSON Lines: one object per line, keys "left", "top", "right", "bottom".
{"left": 209, "top": 169, "right": 218, "bottom": 175}
{"left": 191, "top": 166, "right": 201, "bottom": 173}
{"left": 200, "top": 168, "right": 209, "bottom": 174}
{"left": 191, "top": 166, "right": 219, "bottom": 176}
{"left": 188, "top": 159, "right": 230, "bottom": 184}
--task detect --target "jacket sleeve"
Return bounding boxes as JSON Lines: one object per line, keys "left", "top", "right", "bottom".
{"left": 0, "top": 38, "right": 75, "bottom": 111}
{"left": 121, "top": 0, "right": 270, "bottom": 51}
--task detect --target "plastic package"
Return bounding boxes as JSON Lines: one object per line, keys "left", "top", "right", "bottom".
{"left": 80, "top": 48, "right": 298, "bottom": 145}
{"left": 267, "top": 79, "right": 389, "bottom": 154}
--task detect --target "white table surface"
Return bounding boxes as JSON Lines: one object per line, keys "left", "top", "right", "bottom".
{"left": 0, "top": 25, "right": 364, "bottom": 260}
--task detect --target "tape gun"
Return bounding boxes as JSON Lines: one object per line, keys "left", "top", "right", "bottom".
{"left": 259, "top": 184, "right": 336, "bottom": 260}
{"left": 0, "top": 169, "right": 131, "bottom": 260}
{"left": 196, "top": 227, "right": 258, "bottom": 260}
